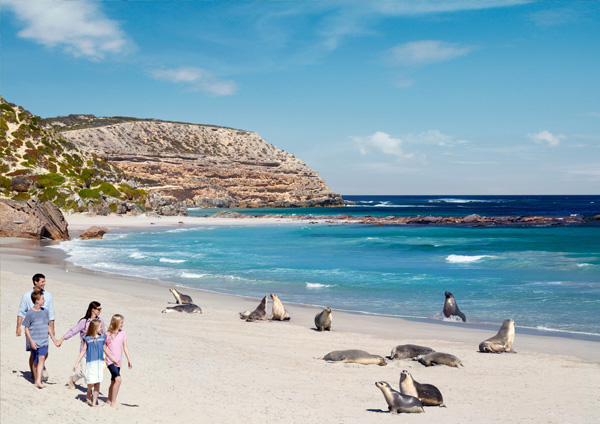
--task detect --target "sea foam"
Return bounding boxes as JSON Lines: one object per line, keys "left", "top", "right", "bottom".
{"left": 446, "top": 254, "right": 493, "bottom": 263}
{"left": 160, "top": 258, "right": 186, "bottom": 263}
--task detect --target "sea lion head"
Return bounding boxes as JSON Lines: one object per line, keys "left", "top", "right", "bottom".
{"left": 377, "top": 356, "right": 388, "bottom": 366}
{"left": 270, "top": 293, "right": 279, "bottom": 301}
{"left": 324, "top": 306, "right": 332, "bottom": 314}
{"left": 399, "top": 370, "right": 412, "bottom": 383}
{"left": 375, "top": 381, "right": 391, "bottom": 390}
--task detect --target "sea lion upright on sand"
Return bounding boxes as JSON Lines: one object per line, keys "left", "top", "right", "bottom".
{"left": 443, "top": 291, "right": 466, "bottom": 322}
{"left": 170, "top": 288, "right": 194, "bottom": 304}
{"left": 390, "top": 344, "right": 435, "bottom": 360}
{"left": 270, "top": 293, "right": 290, "bottom": 321}
{"left": 375, "top": 381, "right": 424, "bottom": 414}
{"left": 314, "top": 307, "right": 332, "bottom": 331}
{"left": 243, "top": 296, "right": 269, "bottom": 322}
{"left": 399, "top": 370, "right": 444, "bottom": 407}
{"left": 321, "top": 349, "right": 387, "bottom": 366}
{"left": 479, "top": 319, "right": 517, "bottom": 353}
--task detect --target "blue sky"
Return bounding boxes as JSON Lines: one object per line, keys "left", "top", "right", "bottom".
{"left": 2, "top": 0, "right": 599, "bottom": 195}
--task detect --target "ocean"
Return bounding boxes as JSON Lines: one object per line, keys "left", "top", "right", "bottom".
{"left": 56, "top": 195, "right": 600, "bottom": 339}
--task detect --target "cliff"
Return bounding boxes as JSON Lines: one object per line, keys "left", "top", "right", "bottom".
{"left": 45, "top": 115, "right": 344, "bottom": 208}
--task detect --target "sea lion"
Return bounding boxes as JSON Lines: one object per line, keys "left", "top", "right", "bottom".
{"left": 270, "top": 293, "right": 290, "bottom": 321}
{"left": 314, "top": 307, "right": 332, "bottom": 331}
{"left": 162, "top": 304, "right": 202, "bottom": 314}
{"left": 399, "top": 370, "right": 444, "bottom": 407}
{"left": 169, "top": 288, "right": 193, "bottom": 304}
{"left": 321, "top": 349, "right": 387, "bottom": 366}
{"left": 443, "top": 291, "right": 466, "bottom": 322}
{"left": 375, "top": 381, "right": 424, "bottom": 414}
{"left": 416, "top": 352, "right": 463, "bottom": 368}
{"left": 390, "top": 344, "right": 435, "bottom": 360}
{"left": 479, "top": 319, "right": 517, "bottom": 353}
{"left": 244, "top": 296, "right": 268, "bottom": 322}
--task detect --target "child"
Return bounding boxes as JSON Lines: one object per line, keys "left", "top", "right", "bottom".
{"left": 73, "top": 320, "right": 117, "bottom": 407}
{"left": 104, "top": 314, "right": 133, "bottom": 409}
{"left": 23, "top": 290, "right": 57, "bottom": 389}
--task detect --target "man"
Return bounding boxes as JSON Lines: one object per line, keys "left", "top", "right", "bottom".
{"left": 16, "top": 273, "right": 55, "bottom": 381}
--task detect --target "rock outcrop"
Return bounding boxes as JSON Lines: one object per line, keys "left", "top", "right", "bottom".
{"left": 45, "top": 116, "right": 344, "bottom": 208}
{"left": 79, "top": 226, "right": 109, "bottom": 239}
{"left": 0, "top": 199, "right": 69, "bottom": 240}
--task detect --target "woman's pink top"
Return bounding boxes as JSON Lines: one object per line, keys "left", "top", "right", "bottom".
{"left": 105, "top": 330, "right": 127, "bottom": 366}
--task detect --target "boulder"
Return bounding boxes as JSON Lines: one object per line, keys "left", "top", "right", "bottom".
{"left": 462, "top": 214, "right": 481, "bottom": 223}
{"left": 0, "top": 199, "right": 70, "bottom": 240}
{"left": 79, "top": 226, "right": 109, "bottom": 240}
{"left": 11, "top": 176, "right": 32, "bottom": 192}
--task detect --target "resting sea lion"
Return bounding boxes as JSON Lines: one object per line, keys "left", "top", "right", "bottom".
{"left": 321, "top": 349, "right": 387, "bottom": 366}
{"left": 375, "top": 381, "right": 424, "bottom": 414}
{"left": 390, "top": 344, "right": 435, "bottom": 360}
{"left": 443, "top": 291, "right": 466, "bottom": 322}
{"left": 399, "top": 370, "right": 444, "bottom": 407}
{"left": 162, "top": 304, "right": 202, "bottom": 314}
{"left": 479, "top": 319, "right": 516, "bottom": 353}
{"left": 244, "top": 296, "right": 268, "bottom": 322}
{"left": 170, "top": 288, "right": 193, "bottom": 304}
{"left": 314, "top": 307, "right": 332, "bottom": 331}
{"left": 270, "top": 293, "right": 290, "bottom": 321}
{"left": 417, "top": 352, "right": 463, "bottom": 368}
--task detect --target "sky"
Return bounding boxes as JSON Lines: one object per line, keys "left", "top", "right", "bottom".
{"left": 2, "top": 0, "right": 599, "bottom": 195}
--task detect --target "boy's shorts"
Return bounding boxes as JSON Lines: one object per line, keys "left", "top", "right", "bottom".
{"left": 31, "top": 346, "right": 48, "bottom": 364}
{"left": 107, "top": 363, "right": 121, "bottom": 381}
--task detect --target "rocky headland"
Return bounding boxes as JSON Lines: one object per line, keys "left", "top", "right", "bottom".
{"left": 44, "top": 114, "right": 344, "bottom": 209}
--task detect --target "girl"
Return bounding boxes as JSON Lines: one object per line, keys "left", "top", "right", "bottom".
{"left": 56, "top": 301, "right": 105, "bottom": 389}
{"left": 104, "top": 314, "right": 133, "bottom": 409}
{"left": 73, "top": 320, "right": 116, "bottom": 407}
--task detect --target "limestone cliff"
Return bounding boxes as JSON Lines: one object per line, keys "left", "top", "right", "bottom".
{"left": 45, "top": 115, "right": 344, "bottom": 208}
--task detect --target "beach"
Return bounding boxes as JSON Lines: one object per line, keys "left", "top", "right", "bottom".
{"left": 1, "top": 215, "right": 599, "bottom": 424}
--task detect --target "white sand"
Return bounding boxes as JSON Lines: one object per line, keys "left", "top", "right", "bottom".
{"left": 1, "top": 216, "right": 599, "bottom": 423}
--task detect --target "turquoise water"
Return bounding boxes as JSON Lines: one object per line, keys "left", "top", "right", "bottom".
{"left": 57, "top": 223, "right": 600, "bottom": 337}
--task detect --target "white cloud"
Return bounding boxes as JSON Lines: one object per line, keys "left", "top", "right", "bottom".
{"left": 385, "top": 40, "right": 472, "bottom": 66}
{"left": 528, "top": 130, "right": 565, "bottom": 147}
{"left": 150, "top": 67, "right": 237, "bottom": 96}
{"left": 354, "top": 131, "right": 414, "bottom": 160}
{"left": 3, "top": 0, "right": 131, "bottom": 60}
{"left": 406, "top": 129, "right": 469, "bottom": 147}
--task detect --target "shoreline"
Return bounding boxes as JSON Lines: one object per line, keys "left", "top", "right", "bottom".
{"left": 2, "top": 218, "right": 599, "bottom": 423}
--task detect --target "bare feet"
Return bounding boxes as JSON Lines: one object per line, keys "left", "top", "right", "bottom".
{"left": 68, "top": 376, "right": 75, "bottom": 390}
{"left": 86, "top": 398, "right": 92, "bottom": 406}
{"left": 111, "top": 403, "right": 119, "bottom": 410}
{"left": 35, "top": 383, "right": 47, "bottom": 389}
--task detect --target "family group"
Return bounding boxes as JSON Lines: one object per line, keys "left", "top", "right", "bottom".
{"left": 16, "top": 273, "right": 133, "bottom": 408}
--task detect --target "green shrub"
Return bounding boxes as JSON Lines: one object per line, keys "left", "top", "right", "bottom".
{"left": 79, "top": 168, "right": 95, "bottom": 187}
{"left": 37, "top": 172, "right": 65, "bottom": 188}
{"left": 79, "top": 188, "right": 101, "bottom": 199}
{"left": 109, "top": 203, "right": 118, "bottom": 212}
{"left": 38, "top": 187, "right": 58, "bottom": 202}
{"left": 12, "top": 192, "right": 31, "bottom": 201}
{"left": 0, "top": 176, "right": 11, "bottom": 190}
{"left": 99, "top": 182, "right": 121, "bottom": 198}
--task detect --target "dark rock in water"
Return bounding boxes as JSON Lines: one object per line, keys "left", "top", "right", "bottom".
{"left": 0, "top": 199, "right": 69, "bottom": 240}
{"left": 79, "top": 226, "right": 109, "bottom": 240}
{"left": 462, "top": 214, "right": 481, "bottom": 223}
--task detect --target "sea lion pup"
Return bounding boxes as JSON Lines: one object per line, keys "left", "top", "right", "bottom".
{"left": 479, "top": 319, "right": 517, "bottom": 353}
{"left": 443, "top": 291, "right": 466, "bottom": 322}
{"left": 399, "top": 370, "right": 444, "bottom": 407}
{"left": 321, "top": 349, "right": 387, "bottom": 366}
{"left": 269, "top": 293, "right": 290, "bottom": 321}
{"left": 244, "top": 296, "right": 268, "bottom": 322}
{"left": 169, "top": 288, "right": 193, "bottom": 304}
{"left": 375, "top": 382, "right": 424, "bottom": 414}
{"left": 314, "top": 307, "right": 332, "bottom": 331}
{"left": 162, "top": 304, "right": 202, "bottom": 314}
{"left": 390, "top": 344, "right": 435, "bottom": 360}
{"left": 416, "top": 352, "right": 463, "bottom": 368}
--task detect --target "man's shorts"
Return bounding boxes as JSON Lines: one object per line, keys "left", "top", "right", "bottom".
{"left": 107, "top": 363, "right": 121, "bottom": 381}
{"left": 31, "top": 345, "right": 48, "bottom": 364}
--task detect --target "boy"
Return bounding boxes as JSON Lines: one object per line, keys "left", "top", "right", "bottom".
{"left": 23, "top": 290, "right": 57, "bottom": 389}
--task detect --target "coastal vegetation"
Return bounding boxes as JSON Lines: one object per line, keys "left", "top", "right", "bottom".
{"left": 0, "top": 97, "right": 148, "bottom": 215}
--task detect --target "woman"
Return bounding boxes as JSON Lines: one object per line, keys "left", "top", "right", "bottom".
{"left": 56, "top": 301, "right": 105, "bottom": 389}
